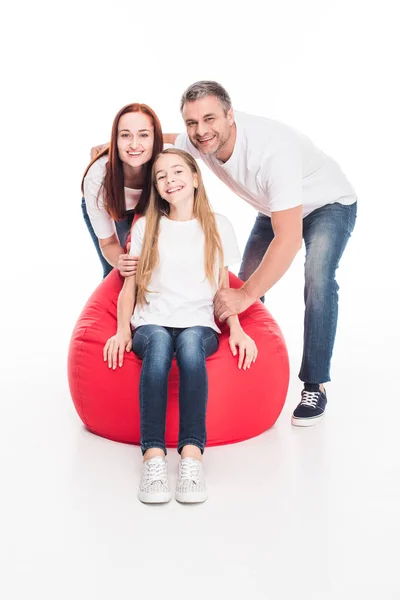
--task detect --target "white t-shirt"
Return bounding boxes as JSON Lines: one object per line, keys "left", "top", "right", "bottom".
{"left": 129, "top": 213, "right": 241, "bottom": 333}
{"left": 83, "top": 155, "right": 141, "bottom": 239}
{"left": 175, "top": 110, "right": 356, "bottom": 218}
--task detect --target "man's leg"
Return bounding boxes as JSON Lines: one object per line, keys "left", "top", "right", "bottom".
{"left": 292, "top": 201, "right": 357, "bottom": 426}
{"left": 238, "top": 213, "right": 275, "bottom": 300}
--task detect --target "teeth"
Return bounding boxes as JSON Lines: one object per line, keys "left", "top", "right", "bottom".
{"left": 199, "top": 136, "right": 214, "bottom": 142}
{"left": 128, "top": 152, "right": 142, "bottom": 156}
{"left": 167, "top": 187, "right": 182, "bottom": 193}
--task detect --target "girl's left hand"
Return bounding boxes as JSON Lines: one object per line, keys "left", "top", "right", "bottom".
{"left": 229, "top": 330, "right": 258, "bottom": 370}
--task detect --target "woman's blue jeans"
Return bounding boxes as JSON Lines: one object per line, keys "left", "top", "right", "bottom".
{"left": 81, "top": 197, "right": 133, "bottom": 279}
{"left": 238, "top": 201, "right": 357, "bottom": 384}
{"left": 132, "top": 325, "right": 219, "bottom": 455}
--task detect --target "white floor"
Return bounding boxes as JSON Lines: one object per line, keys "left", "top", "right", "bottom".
{"left": 1, "top": 239, "right": 399, "bottom": 600}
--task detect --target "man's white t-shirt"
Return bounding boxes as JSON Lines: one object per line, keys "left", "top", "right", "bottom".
{"left": 175, "top": 110, "right": 356, "bottom": 218}
{"left": 83, "top": 155, "right": 142, "bottom": 239}
{"left": 129, "top": 214, "right": 241, "bottom": 333}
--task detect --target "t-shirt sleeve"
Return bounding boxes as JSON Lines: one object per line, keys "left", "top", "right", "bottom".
{"left": 215, "top": 214, "right": 241, "bottom": 267}
{"left": 129, "top": 217, "right": 145, "bottom": 256}
{"left": 83, "top": 159, "right": 116, "bottom": 239}
{"left": 261, "top": 146, "right": 303, "bottom": 212}
{"left": 174, "top": 133, "right": 201, "bottom": 159}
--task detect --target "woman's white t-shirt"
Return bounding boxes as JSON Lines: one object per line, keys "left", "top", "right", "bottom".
{"left": 175, "top": 110, "right": 357, "bottom": 218}
{"left": 83, "top": 155, "right": 141, "bottom": 239}
{"left": 129, "top": 214, "right": 241, "bottom": 333}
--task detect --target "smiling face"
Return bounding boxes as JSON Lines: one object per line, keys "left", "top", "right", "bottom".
{"left": 154, "top": 153, "right": 198, "bottom": 208}
{"left": 182, "top": 95, "right": 234, "bottom": 158}
{"left": 117, "top": 111, "right": 154, "bottom": 168}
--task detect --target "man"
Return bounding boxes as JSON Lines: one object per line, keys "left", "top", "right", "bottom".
{"left": 170, "top": 81, "right": 357, "bottom": 427}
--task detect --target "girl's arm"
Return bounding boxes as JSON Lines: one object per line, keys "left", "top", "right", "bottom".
{"left": 103, "top": 274, "right": 136, "bottom": 369}
{"left": 219, "top": 268, "right": 258, "bottom": 370}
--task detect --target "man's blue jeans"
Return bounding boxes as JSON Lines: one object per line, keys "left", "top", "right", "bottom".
{"left": 238, "top": 201, "right": 357, "bottom": 384}
{"left": 132, "top": 325, "right": 219, "bottom": 455}
{"left": 81, "top": 197, "right": 134, "bottom": 279}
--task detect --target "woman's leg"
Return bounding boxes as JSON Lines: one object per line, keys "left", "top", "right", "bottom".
{"left": 132, "top": 325, "right": 174, "bottom": 456}
{"left": 81, "top": 197, "right": 113, "bottom": 279}
{"left": 174, "top": 326, "right": 219, "bottom": 456}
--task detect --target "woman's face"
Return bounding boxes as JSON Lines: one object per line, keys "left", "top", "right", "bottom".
{"left": 117, "top": 112, "right": 154, "bottom": 168}
{"left": 155, "top": 153, "right": 198, "bottom": 206}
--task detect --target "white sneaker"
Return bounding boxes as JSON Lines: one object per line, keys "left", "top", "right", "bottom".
{"left": 138, "top": 456, "right": 172, "bottom": 504}
{"left": 176, "top": 457, "right": 208, "bottom": 504}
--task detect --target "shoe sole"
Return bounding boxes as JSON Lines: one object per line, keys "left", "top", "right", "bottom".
{"left": 291, "top": 413, "right": 325, "bottom": 427}
{"left": 138, "top": 491, "right": 172, "bottom": 504}
{"left": 175, "top": 491, "right": 208, "bottom": 504}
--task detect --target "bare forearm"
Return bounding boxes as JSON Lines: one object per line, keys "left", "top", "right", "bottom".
{"left": 226, "top": 315, "right": 242, "bottom": 332}
{"left": 101, "top": 242, "right": 125, "bottom": 268}
{"left": 242, "top": 237, "right": 301, "bottom": 301}
{"left": 117, "top": 283, "right": 136, "bottom": 333}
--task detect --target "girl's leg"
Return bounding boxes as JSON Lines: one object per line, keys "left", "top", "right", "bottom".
{"left": 175, "top": 326, "right": 219, "bottom": 457}
{"left": 132, "top": 325, "right": 174, "bottom": 504}
{"left": 132, "top": 325, "right": 174, "bottom": 456}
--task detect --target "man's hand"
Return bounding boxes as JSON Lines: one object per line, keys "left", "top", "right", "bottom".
{"left": 90, "top": 143, "right": 109, "bottom": 160}
{"left": 103, "top": 330, "right": 132, "bottom": 369}
{"left": 118, "top": 242, "right": 139, "bottom": 277}
{"left": 229, "top": 329, "right": 258, "bottom": 370}
{"left": 214, "top": 288, "right": 254, "bottom": 321}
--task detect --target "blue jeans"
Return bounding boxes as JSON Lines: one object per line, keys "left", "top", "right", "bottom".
{"left": 238, "top": 201, "right": 357, "bottom": 384}
{"left": 132, "top": 325, "right": 219, "bottom": 455}
{"left": 81, "top": 197, "right": 134, "bottom": 279}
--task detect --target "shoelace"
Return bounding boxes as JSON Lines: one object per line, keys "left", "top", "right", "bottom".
{"left": 179, "top": 460, "right": 201, "bottom": 484}
{"left": 300, "top": 390, "right": 320, "bottom": 408}
{"left": 143, "top": 461, "right": 167, "bottom": 488}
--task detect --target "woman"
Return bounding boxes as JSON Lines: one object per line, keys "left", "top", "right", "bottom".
{"left": 104, "top": 149, "right": 258, "bottom": 504}
{"left": 81, "top": 103, "right": 164, "bottom": 278}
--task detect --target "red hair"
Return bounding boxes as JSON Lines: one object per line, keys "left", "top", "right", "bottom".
{"left": 81, "top": 103, "right": 163, "bottom": 220}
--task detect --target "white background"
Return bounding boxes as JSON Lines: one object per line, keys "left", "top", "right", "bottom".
{"left": 1, "top": 1, "right": 399, "bottom": 598}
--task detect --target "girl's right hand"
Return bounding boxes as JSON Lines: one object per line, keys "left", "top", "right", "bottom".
{"left": 103, "top": 331, "right": 132, "bottom": 369}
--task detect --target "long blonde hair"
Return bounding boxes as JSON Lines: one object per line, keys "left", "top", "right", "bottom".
{"left": 135, "top": 148, "right": 224, "bottom": 306}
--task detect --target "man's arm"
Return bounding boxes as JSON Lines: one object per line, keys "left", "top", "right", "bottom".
{"left": 214, "top": 205, "right": 303, "bottom": 321}
{"left": 241, "top": 204, "right": 303, "bottom": 302}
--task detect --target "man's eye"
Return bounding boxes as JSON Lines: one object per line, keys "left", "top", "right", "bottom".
{"left": 205, "top": 118, "right": 214, "bottom": 122}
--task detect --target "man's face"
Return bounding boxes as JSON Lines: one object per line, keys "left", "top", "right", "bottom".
{"left": 182, "top": 96, "right": 234, "bottom": 156}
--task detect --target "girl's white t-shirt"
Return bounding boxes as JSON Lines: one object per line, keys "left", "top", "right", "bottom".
{"left": 83, "top": 155, "right": 141, "bottom": 239}
{"left": 175, "top": 110, "right": 357, "bottom": 218}
{"left": 129, "top": 214, "right": 241, "bottom": 333}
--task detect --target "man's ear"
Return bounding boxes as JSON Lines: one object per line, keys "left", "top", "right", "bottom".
{"left": 227, "top": 107, "right": 234, "bottom": 126}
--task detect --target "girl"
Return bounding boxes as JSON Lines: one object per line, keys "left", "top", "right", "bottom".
{"left": 103, "top": 149, "right": 258, "bottom": 504}
{"left": 81, "top": 103, "right": 163, "bottom": 278}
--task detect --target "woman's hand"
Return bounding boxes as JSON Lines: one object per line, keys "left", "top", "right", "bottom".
{"left": 103, "top": 330, "right": 132, "bottom": 369}
{"left": 118, "top": 253, "right": 139, "bottom": 277}
{"left": 118, "top": 243, "right": 139, "bottom": 277}
{"left": 229, "top": 328, "right": 258, "bottom": 370}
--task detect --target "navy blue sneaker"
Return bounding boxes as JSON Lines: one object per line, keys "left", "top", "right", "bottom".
{"left": 291, "top": 387, "right": 327, "bottom": 427}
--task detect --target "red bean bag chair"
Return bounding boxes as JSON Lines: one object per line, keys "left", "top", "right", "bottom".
{"left": 68, "top": 270, "right": 289, "bottom": 446}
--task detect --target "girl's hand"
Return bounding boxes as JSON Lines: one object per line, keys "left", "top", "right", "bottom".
{"left": 103, "top": 330, "right": 132, "bottom": 369}
{"left": 229, "top": 329, "right": 258, "bottom": 370}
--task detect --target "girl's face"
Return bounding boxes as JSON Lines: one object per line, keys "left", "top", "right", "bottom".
{"left": 117, "top": 112, "right": 154, "bottom": 168}
{"left": 155, "top": 154, "right": 198, "bottom": 206}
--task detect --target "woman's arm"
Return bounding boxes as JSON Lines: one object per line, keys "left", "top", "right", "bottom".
{"left": 163, "top": 133, "right": 179, "bottom": 145}
{"left": 219, "top": 268, "right": 258, "bottom": 370}
{"left": 99, "top": 234, "right": 126, "bottom": 269}
{"left": 103, "top": 274, "right": 136, "bottom": 369}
